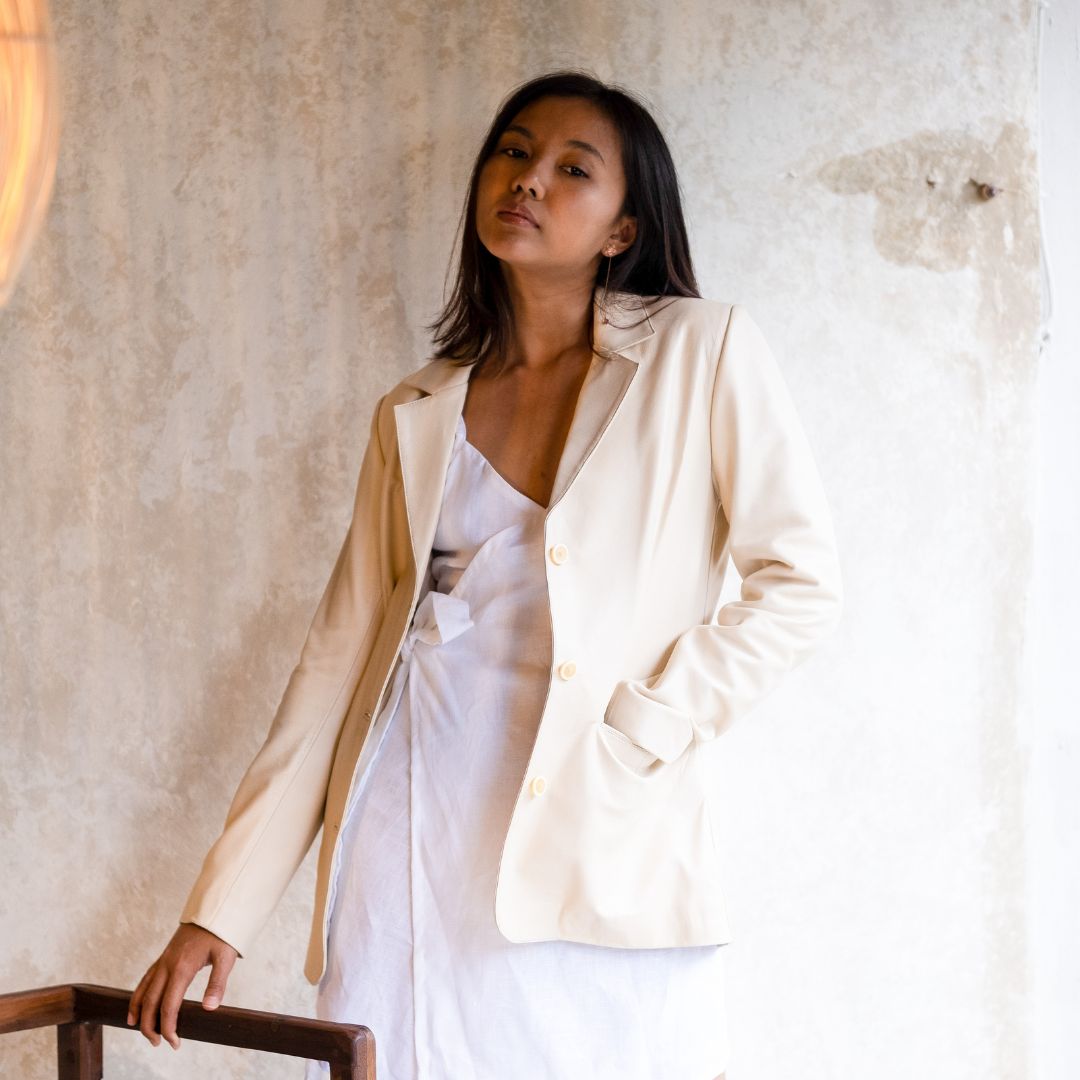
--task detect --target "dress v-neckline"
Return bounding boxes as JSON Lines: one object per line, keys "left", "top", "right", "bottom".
{"left": 457, "top": 414, "right": 547, "bottom": 512}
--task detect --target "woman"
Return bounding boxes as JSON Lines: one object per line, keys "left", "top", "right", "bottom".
{"left": 128, "top": 70, "right": 842, "bottom": 1079}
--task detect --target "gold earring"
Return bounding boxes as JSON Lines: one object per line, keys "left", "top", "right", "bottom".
{"left": 599, "top": 247, "right": 617, "bottom": 324}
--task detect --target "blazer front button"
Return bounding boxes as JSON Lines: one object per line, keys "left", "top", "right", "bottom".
{"left": 529, "top": 776, "right": 547, "bottom": 796}
{"left": 557, "top": 660, "right": 577, "bottom": 680}
{"left": 548, "top": 543, "right": 569, "bottom": 564}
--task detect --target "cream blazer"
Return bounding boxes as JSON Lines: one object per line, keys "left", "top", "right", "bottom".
{"left": 178, "top": 288, "right": 844, "bottom": 986}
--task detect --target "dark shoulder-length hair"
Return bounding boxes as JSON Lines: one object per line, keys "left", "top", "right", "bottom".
{"left": 424, "top": 69, "right": 701, "bottom": 376}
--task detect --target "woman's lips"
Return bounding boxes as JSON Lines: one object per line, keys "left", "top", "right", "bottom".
{"left": 497, "top": 210, "right": 538, "bottom": 228}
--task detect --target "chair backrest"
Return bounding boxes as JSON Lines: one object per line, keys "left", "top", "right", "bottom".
{"left": 0, "top": 982, "right": 375, "bottom": 1078}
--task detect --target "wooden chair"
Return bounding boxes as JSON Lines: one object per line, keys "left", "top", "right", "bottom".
{"left": 0, "top": 982, "right": 375, "bottom": 1078}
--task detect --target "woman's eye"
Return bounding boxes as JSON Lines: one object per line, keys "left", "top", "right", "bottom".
{"left": 499, "top": 147, "right": 587, "bottom": 178}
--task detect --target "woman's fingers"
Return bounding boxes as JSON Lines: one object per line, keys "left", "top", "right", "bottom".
{"left": 158, "top": 965, "right": 195, "bottom": 1050}
{"left": 137, "top": 965, "right": 169, "bottom": 1047}
{"left": 126, "top": 962, "right": 156, "bottom": 1027}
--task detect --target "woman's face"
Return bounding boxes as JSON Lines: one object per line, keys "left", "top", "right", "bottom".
{"left": 475, "top": 95, "right": 637, "bottom": 282}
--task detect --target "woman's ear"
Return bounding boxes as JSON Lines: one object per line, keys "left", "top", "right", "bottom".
{"left": 613, "top": 216, "right": 637, "bottom": 253}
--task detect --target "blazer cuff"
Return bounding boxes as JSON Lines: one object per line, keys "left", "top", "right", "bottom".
{"left": 604, "top": 680, "right": 695, "bottom": 763}
{"left": 177, "top": 915, "right": 246, "bottom": 959}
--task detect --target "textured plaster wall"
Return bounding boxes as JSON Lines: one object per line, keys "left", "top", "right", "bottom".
{"left": 0, "top": 1, "right": 1048, "bottom": 1077}
{"left": 1030, "top": 0, "right": 1080, "bottom": 1077}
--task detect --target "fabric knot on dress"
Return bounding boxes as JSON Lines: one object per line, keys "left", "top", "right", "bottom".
{"left": 400, "top": 589, "right": 474, "bottom": 662}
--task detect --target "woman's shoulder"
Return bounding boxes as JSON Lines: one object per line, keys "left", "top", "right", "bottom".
{"left": 381, "top": 358, "right": 466, "bottom": 403}
{"left": 643, "top": 292, "right": 740, "bottom": 335}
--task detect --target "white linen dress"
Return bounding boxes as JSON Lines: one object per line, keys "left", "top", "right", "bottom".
{"left": 304, "top": 413, "right": 730, "bottom": 1080}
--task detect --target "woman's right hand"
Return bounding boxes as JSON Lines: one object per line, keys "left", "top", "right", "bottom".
{"left": 126, "top": 923, "right": 239, "bottom": 1050}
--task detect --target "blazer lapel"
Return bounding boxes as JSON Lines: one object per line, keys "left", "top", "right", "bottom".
{"left": 394, "top": 380, "right": 469, "bottom": 579}
{"left": 393, "top": 286, "right": 657, "bottom": 576}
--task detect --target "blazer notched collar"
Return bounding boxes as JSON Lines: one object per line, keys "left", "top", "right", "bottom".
{"left": 390, "top": 287, "right": 659, "bottom": 578}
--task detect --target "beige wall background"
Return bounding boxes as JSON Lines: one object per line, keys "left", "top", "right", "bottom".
{"left": 2, "top": 1, "right": 1061, "bottom": 1077}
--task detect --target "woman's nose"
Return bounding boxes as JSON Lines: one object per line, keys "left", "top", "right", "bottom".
{"left": 514, "top": 172, "right": 542, "bottom": 198}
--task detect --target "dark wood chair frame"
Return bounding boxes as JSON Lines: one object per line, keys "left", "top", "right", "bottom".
{"left": 0, "top": 982, "right": 375, "bottom": 1078}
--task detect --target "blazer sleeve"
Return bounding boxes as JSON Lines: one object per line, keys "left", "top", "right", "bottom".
{"left": 177, "top": 392, "right": 391, "bottom": 958}
{"left": 604, "top": 303, "right": 844, "bottom": 764}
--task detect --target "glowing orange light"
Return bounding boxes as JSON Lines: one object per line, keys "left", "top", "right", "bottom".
{"left": 1, "top": 0, "right": 61, "bottom": 307}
